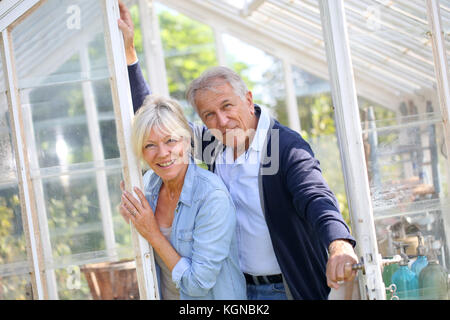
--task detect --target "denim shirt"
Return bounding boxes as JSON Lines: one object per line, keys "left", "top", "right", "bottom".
{"left": 143, "top": 159, "right": 246, "bottom": 300}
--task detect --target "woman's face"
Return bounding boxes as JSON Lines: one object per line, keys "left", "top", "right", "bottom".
{"left": 142, "top": 127, "right": 189, "bottom": 182}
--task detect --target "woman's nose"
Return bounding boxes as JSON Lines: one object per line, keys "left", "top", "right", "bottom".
{"left": 157, "top": 143, "right": 171, "bottom": 158}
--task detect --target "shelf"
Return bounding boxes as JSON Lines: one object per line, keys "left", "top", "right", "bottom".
{"left": 361, "top": 112, "right": 442, "bottom": 134}
{"left": 373, "top": 197, "right": 450, "bottom": 220}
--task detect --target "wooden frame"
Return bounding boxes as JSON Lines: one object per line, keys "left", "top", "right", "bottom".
{"left": 0, "top": 0, "right": 41, "bottom": 32}
{"left": 1, "top": 29, "right": 47, "bottom": 300}
{"left": 102, "top": 0, "right": 158, "bottom": 300}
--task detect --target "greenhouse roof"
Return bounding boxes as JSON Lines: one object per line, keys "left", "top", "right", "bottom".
{"left": 1, "top": 0, "right": 448, "bottom": 110}
{"left": 155, "top": 0, "right": 449, "bottom": 110}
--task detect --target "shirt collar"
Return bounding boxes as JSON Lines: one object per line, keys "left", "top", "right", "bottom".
{"left": 145, "top": 157, "right": 196, "bottom": 208}
{"left": 248, "top": 104, "right": 270, "bottom": 153}
{"left": 178, "top": 158, "right": 195, "bottom": 207}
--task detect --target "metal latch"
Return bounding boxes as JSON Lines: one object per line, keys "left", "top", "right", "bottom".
{"left": 352, "top": 254, "right": 402, "bottom": 274}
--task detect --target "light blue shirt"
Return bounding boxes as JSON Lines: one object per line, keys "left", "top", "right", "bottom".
{"left": 214, "top": 106, "right": 282, "bottom": 276}
{"left": 143, "top": 159, "right": 246, "bottom": 300}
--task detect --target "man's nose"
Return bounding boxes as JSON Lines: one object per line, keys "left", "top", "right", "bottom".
{"left": 216, "top": 111, "right": 229, "bottom": 128}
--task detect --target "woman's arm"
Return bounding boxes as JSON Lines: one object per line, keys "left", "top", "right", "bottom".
{"left": 172, "top": 189, "right": 236, "bottom": 297}
{"left": 120, "top": 184, "right": 237, "bottom": 297}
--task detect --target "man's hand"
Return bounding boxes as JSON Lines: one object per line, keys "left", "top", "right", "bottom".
{"left": 326, "top": 239, "right": 358, "bottom": 289}
{"left": 118, "top": 0, "right": 138, "bottom": 65}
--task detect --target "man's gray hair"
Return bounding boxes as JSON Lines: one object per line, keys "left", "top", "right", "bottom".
{"left": 186, "top": 66, "right": 249, "bottom": 112}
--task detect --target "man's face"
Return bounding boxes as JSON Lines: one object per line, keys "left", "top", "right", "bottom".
{"left": 195, "top": 82, "right": 257, "bottom": 152}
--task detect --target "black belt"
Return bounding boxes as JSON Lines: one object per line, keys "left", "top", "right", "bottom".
{"left": 244, "top": 273, "right": 283, "bottom": 285}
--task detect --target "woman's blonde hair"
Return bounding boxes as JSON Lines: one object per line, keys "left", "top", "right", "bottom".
{"left": 131, "top": 94, "right": 192, "bottom": 161}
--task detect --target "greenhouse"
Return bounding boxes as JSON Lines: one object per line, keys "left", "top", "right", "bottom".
{"left": 0, "top": 0, "right": 449, "bottom": 300}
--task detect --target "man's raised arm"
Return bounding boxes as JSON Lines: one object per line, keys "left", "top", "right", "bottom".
{"left": 118, "top": 0, "right": 150, "bottom": 113}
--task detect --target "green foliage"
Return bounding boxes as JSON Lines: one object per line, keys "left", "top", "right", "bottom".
{"left": 158, "top": 10, "right": 218, "bottom": 102}
{"left": 0, "top": 189, "right": 27, "bottom": 299}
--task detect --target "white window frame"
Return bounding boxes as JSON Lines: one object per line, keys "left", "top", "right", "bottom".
{"left": 318, "top": 0, "right": 386, "bottom": 300}
{"left": 0, "top": 0, "right": 158, "bottom": 300}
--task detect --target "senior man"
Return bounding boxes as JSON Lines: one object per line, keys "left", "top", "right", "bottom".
{"left": 118, "top": 0, "right": 358, "bottom": 300}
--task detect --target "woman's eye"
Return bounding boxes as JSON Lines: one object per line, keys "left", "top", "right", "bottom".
{"left": 167, "top": 138, "right": 178, "bottom": 144}
{"left": 144, "top": 144, "right": 155, "bottom": 149}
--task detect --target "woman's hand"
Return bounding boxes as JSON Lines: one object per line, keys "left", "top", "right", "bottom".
{"left": 119, "top": 181, "right": 181, "bottom": 271}
{"left": 120, "top": 181, "right": 161, "bottom": 242}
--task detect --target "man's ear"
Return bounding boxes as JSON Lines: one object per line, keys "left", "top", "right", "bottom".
{"left": 246, "top": 91, "right": 254, "bottom": 114}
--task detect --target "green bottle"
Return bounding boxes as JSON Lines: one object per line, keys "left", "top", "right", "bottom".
{"left": 383, "top": 263, "right": 399, "bottom": 299}
{"left": 418, "top": 250, "right": 448, "bottom": 300}
{"left": 382, "top": 231, "right": 399, "bottom": 299}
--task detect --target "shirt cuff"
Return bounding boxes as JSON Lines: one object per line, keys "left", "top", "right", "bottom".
{"left": 128, "top": 58, "right": 139, "bottom": 66}
{"left": 172, "top": 257, "right": 190, "bottom": 287}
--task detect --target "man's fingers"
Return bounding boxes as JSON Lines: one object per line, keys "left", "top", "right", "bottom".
{"left": 344, "top": 262, "right": 356, "bottom": 281}
{"left": 327, "top": 278, "right": 339, "bottom": 290}
{"left": 118, "top": 18, "right": 128, "bottom": 33}
{"left": 118, "top": 0, "right": 134, "bottom": 28}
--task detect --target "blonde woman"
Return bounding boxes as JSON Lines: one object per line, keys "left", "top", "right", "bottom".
{"left": 119, "top": 95, "right": 246, "bottom": 300}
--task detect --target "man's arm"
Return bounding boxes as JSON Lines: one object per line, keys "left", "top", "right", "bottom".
{"left": 127, "top": 62, "right": 151, "bottom": 113}
{"left": 118, "top": 0, "right": 150, "bottom": 112}
{"left": 283, "top": 140, "right": 358, "bottom": 289}
{"left": 118, "top": 1, "right": 213, "bottom": 162}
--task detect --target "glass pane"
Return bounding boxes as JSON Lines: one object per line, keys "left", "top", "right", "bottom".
{"left": 441, "top": 0, "right": 450, "bottom": 80}
{"left": 222, "top": 34, "right": 289, "bottom": 126}
{"left": 291, "top": 65, "right": 350, "bottom": 228}
{"left": 346, "top": 0, "right": 450, "bottom": 300}
{"left": 10, "top": 0, "right": 136, "bottom": 300}
{"left": 0, "top": 54, "right": 31, "bottom": 299}
{"left": 155, "top": 3, "right": 219, "bottom": 123}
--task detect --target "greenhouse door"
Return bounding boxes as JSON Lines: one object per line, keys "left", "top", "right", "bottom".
{"left": 0, "top": 0, "right": 158, "bottom": 300}
{"left": 320, "top": 0, "right": 450, "bottom": 300}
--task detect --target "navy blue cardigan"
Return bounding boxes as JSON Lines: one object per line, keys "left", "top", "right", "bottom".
{"left": 128, "top": 62, "right": 356, "bottom": 299}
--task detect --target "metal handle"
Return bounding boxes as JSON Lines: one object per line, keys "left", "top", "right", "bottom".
{"left": 351, "top": 254, "right": 402, "bottom": 274}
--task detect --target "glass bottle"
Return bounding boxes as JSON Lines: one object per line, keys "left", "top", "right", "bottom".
{"left": 391, "top": 249, "right": 419, "bottom": 299}
{"left": 411, "top": 233, "right": 428, "bottom": 276}
{"left": 382, "top": 230, "right": 398, "bottom": 299}
{"left": 418, "top": 248, "right": 448, "bottom": 300}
